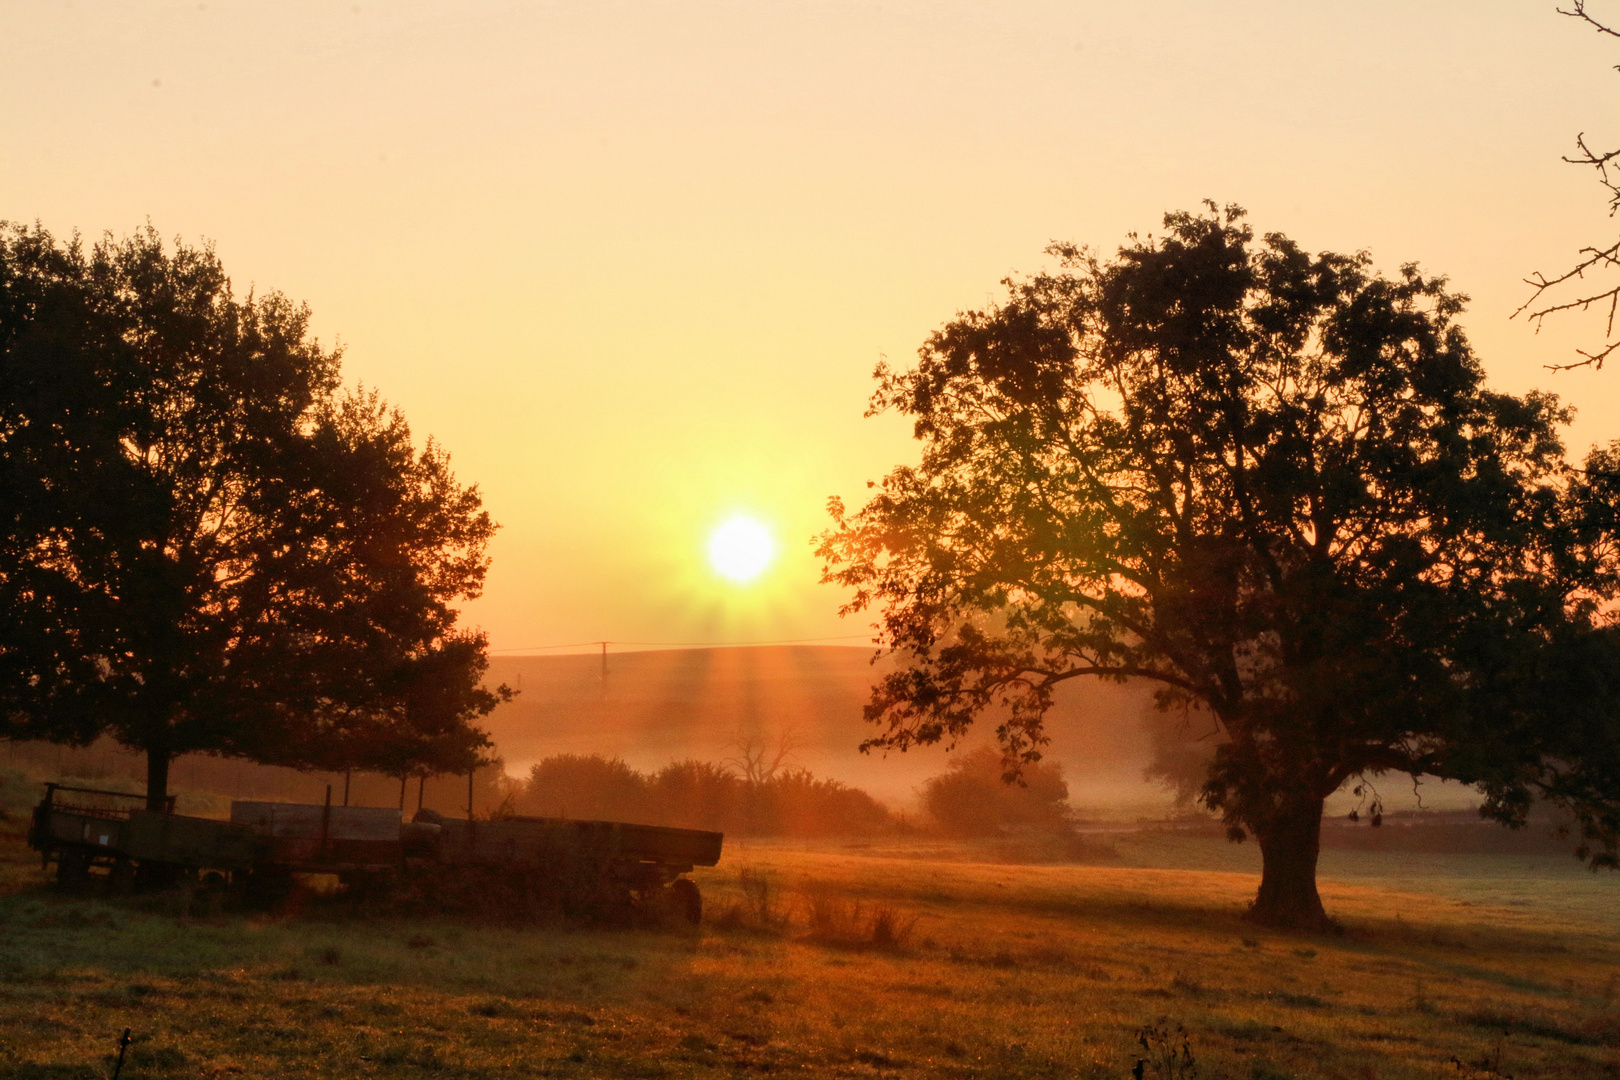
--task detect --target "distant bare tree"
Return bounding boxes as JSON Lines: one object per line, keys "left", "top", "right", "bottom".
{"left": 1519, "top": 2, "right": 1620, "bottom": 368}
{"left": 722, "top": 726, "right": 803, "bottom": 784}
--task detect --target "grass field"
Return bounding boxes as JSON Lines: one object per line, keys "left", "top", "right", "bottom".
{"left": 0, "top": 816, "right": 1616, "bottom": 1080}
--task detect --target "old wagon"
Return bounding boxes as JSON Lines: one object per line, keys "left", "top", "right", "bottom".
{"left": 27, "top": 784, "right": 722, "bottom": 923}
{"left": 418, "top": 811, "right": 722, "bottom": 922}
{"left": 28, "top": 783, "right": 255, "bottom": 890}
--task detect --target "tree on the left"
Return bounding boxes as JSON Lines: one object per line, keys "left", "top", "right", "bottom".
{"left": 0, "top": 224, "right": 507, "bottom": 810}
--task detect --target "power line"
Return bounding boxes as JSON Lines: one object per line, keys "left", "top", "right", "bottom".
{"left": 489, "top": 632, "right": 875, "bottom": 654}
{"left": 489, "top": 639, "right": 607, "bottom": 653}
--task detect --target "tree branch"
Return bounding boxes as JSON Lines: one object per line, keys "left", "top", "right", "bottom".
{"left": 1560, "top": 1, "right": 1620, "bottom": 39}
{"left": 1522, "top": 9, "right": 1620, "bottom": 367}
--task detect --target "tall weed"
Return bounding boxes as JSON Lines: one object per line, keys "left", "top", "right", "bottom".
{"left": 1134, "top": 1021, "right": 1197, "bottom": 1079}
{"left": 713, "top": 867, "right": 789, "bottom": 932}
{"left": 799, "top": 881, "right": 916, "bottom": 950}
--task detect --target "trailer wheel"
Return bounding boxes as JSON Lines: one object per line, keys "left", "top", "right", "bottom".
{"left": 244, "top": 867, "right": 295, "bottom": 907}
{"left": 135, "top": 862, "right": 181, "bottom": 891}
{"left": 668, "top": 878, "right": 702, "bottom": 926}
{"left": 56, "top": 850, "right": 92, "bottom": 892}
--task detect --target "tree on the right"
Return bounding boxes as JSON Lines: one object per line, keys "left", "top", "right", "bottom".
{"left": 1519, "top": 1, "right": 1620, "bottom": 368}
{"left": 821, "top": 205, "right": 1620, "bottom": 932}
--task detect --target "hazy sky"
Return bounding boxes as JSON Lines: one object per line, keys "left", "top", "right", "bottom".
{"left": 4, "top": 1, "right": 1617, "bottom": 653}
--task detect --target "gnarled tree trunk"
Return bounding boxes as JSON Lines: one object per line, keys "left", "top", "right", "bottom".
{"left": 145, "top": 746, "right": 171, "bottom": 813}
{"left": 1246, "top": 790, "right": 1333, "bottom": 932}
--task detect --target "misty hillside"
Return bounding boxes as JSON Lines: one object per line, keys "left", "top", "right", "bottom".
{"left": 482, "top": 646, "right": 1169, "bottom": 809}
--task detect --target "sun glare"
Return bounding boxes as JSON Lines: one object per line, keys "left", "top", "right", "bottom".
{"left": 707, "top": 515, "right": 777, "bottom": 584}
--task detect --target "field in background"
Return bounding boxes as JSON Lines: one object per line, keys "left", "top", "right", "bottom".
{"left": 0, "top": 644, "right": 1177, "bottom": 822}
{"left": 1, "top": 808, "right": 1615, "bottom": 1078}
{"left": 482, "top": 647, "right": 1170, "bottom": 810}
{"left": 0, "top": 646, "right": 1497, "bottom": 826}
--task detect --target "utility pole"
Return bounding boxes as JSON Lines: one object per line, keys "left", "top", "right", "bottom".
{"left": 600, "top": 640, "right": 608, "bottom": 681}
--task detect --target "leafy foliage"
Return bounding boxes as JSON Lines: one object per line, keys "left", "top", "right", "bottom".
{"left": 0, "top": 223, "right": 505, "bottom": 806}
{"left": 920, "top": 746, "right": 1072, "bottom": 838}
{"left": 514, "top": 753, "right": 893, "bottom": 836}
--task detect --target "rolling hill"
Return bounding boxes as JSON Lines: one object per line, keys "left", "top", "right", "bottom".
{"left": 482, "top": 646, "right": 1171, "bottom": 810}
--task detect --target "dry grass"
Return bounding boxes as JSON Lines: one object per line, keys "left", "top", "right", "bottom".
{"left": 0, "top": 818, "right": 1616, "bottom": 1078}
{"left": 799, "top": 880, "right": 918, "bottom": 951}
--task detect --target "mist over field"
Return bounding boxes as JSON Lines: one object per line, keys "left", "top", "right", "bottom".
{"left": 480, "top": 646, "right": 1487, "bottom": 822}
{"left": 483, "top": 646, "right": 1163, "bottom": 812}
{"left": 2, "top": 639, "right": 1504, "bottom": 839}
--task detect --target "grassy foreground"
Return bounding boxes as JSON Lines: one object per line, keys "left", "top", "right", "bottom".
{"left": 0, "top": 819, "right": 1615, "bottom": 1079}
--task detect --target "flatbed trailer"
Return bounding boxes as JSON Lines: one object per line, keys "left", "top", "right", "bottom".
{"left": 424, "top": 813, "right": 722, "bottom": 922}
{"left": 28, "top": 783, "right": 256, "bottom": 889}
{"left": 26, "top": 785, "right": 723, "bottom": 923}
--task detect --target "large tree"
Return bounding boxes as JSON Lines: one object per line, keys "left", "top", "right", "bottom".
{"left": 820, "top": 205, "right": 1620, "bottom": 930}
{"left": 0, "top": 224, "right": 505, "bottom": 810}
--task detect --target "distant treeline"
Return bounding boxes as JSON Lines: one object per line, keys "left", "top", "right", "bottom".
{"left": 511, "top": 755, "right": 893, "bottom": 837}
{"left": 5, "top": 736, "right": 1103, "bottom": 846}
{"left": 512, "top": 747, "right": 1095, "bottom": 844}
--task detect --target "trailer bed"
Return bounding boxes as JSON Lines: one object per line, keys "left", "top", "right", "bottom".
{"left": 434, "top": 815, "right": 723, "bottom": 870}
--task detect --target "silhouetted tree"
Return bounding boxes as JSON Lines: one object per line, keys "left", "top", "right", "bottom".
{"left": 1519, "top": 1, "right": 1620, "bottom": 368}
{"left": 722, "top": 724, "right": 803, "bottom": 784}
{"left": 0, "top": 228, "right": 124, "bottom": 750}
{"left": 820, "top": 205, "right": 1620, "bottom": 930}
{"left": 518, "top": 754, "right": 650, "bottom": 822}
{"left": 0, "top": 224, "right": 505, "bottom": 810}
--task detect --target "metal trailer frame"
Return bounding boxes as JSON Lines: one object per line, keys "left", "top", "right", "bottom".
{"left": 27, "top": 783, "right": 256, "bottom": 890}
{"left": 26, "top": 784, "right": 724, "bottom": 923}
{"left": 424, "top": 813, "right": 722, "bottom": 921}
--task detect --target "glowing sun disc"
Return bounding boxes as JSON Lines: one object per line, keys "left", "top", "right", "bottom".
{"left": 708, "top": 515, "right": 777, "bottom": 583}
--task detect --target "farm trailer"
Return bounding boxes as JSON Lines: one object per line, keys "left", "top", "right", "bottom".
{"left": 26, "top": 783, "right": 722, "bottom": 922}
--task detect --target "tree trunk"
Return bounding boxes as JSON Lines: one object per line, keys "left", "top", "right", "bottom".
{"left": 1246, "top": 791, "right": 1334, "bottom": 932}
{"left": 145, "top": 746, "right": 171, "bottom": 813}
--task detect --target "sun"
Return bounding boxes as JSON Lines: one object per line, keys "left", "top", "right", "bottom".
{"left": 707, "top": 515, "right": 777, "bottom": 584}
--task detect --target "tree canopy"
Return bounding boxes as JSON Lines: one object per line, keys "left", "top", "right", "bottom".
{"left": 820, "top": 205, "right": 1620, "bottom": 930}
{"left": 0, "top": 223, "right": 505, "bottom": 809}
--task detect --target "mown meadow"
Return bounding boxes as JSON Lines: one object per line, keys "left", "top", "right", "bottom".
{"left": 0, "top": 815, "right": 1615, "bottom": 1080}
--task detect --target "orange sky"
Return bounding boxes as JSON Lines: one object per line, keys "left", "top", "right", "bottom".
{"left": 4, "top": 2, "right": 1617, "bottom": 653}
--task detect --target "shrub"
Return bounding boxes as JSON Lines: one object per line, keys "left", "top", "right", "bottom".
{"left": 921, "top": 746, "right": 1074, "bottom": 838}
{"left": 741, "top": 767, "right": 892, "bottom": 837}
{"left": 511, "top": 754, "right": 895, "bottom": 837}
{"left": 514, "top": 754, "right": 649, "bottom": 822}
{"left": 799, "top": 881, "right": 917, "bottom": 950}
{"left": 649, "top": 760, "right": 740, "bottom": 831}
